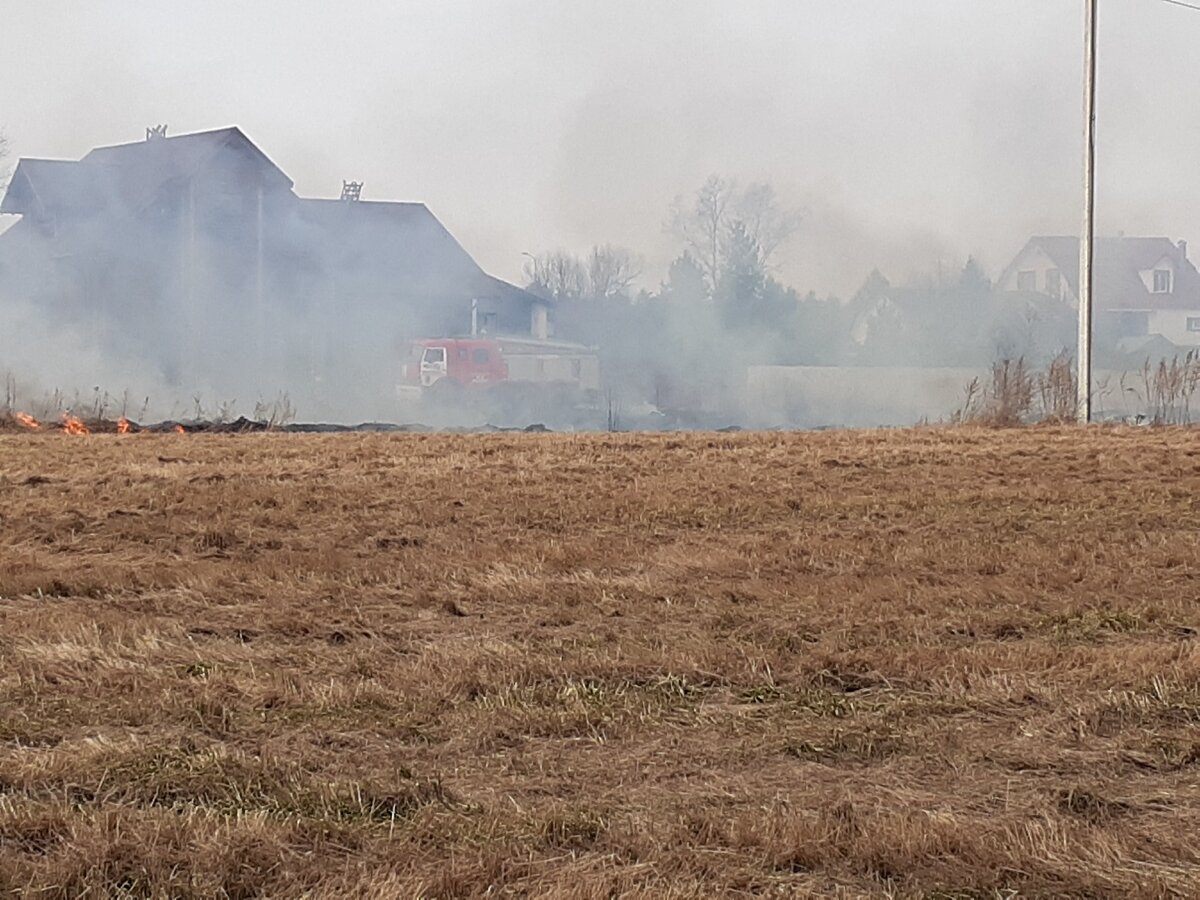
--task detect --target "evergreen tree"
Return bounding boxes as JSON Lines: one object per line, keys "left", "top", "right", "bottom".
{"left": 659, "top": 252, "right": 708, "bottom": 305}
{"left": 959, "top": 256, "right": 991, "bottom": 299}
{"left": 714, "top": 221, "right": 768, "bottom": 328}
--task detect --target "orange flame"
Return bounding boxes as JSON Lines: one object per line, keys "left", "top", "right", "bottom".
{"left": 117, "top": 416, "right": 132, "bottom": 434}
{"left": 62, "top": 413, "right": 90, "bottom": 436}
{"left": 15, "top": 412, "right": 40, "bottom": 430}
{"left": 174, "top": 424, "right": 186, "bottom": 434}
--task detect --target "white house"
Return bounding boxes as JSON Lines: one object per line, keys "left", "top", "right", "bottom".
{"left": 998, "top": 236, "right": 1200, "bottom": 347}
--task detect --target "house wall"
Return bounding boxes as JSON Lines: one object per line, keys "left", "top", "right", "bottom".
{"left": 531, "top": 304, "right": 549, "bottom": 340}
{"left": 474, "top": 296, "right": 534, "bottom": 338}
{"left": 999, "top": 247, "right": 1073, "bottom": 303}
{"left": 1148, "top": 310, "right": 1200, "bottom": 347}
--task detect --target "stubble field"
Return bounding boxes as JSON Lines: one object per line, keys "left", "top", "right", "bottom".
{"left": 1, "top": 427, "right": 1199, "bottom": 897}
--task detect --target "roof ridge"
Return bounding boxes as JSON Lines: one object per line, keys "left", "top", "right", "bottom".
{"left": 86, "top": 125, "right": 243, "bottom": 155}
{"left": 299, "top": 198, "right": 428, "bottom": 207}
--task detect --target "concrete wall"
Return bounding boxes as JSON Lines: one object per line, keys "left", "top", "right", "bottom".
{"left": 745, "top": 366, "right": 985, "bottom": 427}
{"left": 744, "top": 365, "right": 1177, "bottom": 426}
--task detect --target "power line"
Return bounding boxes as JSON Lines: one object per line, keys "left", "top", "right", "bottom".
{"left": 1162, "top": 0, "right": 1200, "bottom": 12}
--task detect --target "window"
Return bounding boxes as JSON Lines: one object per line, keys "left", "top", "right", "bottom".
{"left": 472, "top": 348, "right": 490, "bottom": 364}
{"left": 1153, "top": 269, "right": 1173, "bottom": 294}
{"left": 457, "top": 348, "right": 469, "bottom": 361}
{"left": 1016, "top": 270, "right": 1037, "bottom": 291}
{"left": 1188, "top": 317, "right": 1200, "bottom": 333}
{"left": 1045, "top": 269, "right": 1062, "bottom": 299}
{"left": 422, "top": 347, "right": 445, "bottom": 365}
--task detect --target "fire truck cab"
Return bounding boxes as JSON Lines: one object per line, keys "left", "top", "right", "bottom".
{"left": 402, "top": 338, "right": 508, "bottom": 391}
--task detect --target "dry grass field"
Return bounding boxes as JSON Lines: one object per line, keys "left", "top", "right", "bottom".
{"left": 1, "top": 426, "right": 1199, "bottom": 897}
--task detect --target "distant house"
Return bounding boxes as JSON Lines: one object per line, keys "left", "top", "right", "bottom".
{"left": 998, "top": 236, "right": 1200, "bottom": 348}
{"left": 0, "top": 126, "right": 549, "bottom": 400}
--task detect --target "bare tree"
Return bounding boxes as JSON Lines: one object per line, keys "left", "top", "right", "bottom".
{"left": 668, "top": 176, "right": 800, "bottom": 295}
{"left": 525, "top": 244, "right": 642, "bottom": 307}
{"left": 669, "top": 176, "right": 734, "bottom": 296}
{"left": 586, "top": 244, "right": 642, "bottom": 300}
{"left": 734, "top": 182, "right": 800, "bottom": 267}
{"left": 524, "top": 249, "right": 586, "bottom": 302}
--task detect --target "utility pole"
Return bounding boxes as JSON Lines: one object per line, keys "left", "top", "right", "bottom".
{"left": 1078, "top": 0, "right": 1098, "bottom": 422}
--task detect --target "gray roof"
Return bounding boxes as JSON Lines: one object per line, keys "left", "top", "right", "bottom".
{"left": 292, "top": 198, "right": 549, "bottom": 306}
{"left": 0, "top": 158, "right": 98, "bottom": 215}
{"left": 0, "top": 127, "right": 293, "bottom": 218}
{"left": 1006, "top": 236, "right": 1200, "bottom": 311}
{"left": 82, "top": 127, "right": 293, "bottom": 198}
{"left": 0, "top": 126, "right": 545, "bottom": 316}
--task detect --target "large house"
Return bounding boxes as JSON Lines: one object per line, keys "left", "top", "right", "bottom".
{"left": 998, "top": 236, "right": 1200, "bottom": 348}
{"left": 0, "top": 126, "right": 549, "bottom": 407}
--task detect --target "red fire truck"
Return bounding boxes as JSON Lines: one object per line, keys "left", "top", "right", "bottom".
{"left": 397, "top": 337, "right": 601, "bottom": 418}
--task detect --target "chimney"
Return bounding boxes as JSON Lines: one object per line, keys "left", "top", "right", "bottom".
{"left": 1179, "top": 240, "right": 1188, "bottom": 260}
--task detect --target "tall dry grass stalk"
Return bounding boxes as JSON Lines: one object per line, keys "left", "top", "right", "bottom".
{"left": 1036, "top": 350, "right": 1078, "bottom": 423}
{"left": 960, "top": 351, "right": 1200, "bottom": 427}
{"left": 1120, "top": 352, "right": 1200, "bottom": 425}
{"left": 954, "top": 355, "right": 1064, "bottom": 426}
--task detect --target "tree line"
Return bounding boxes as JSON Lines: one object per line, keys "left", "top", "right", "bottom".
{"left": 522, "top": 176, "right": 1079, "bottom": 413}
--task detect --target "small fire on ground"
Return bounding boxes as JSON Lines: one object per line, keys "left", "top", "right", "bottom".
{"left": 61, "top": 413, "right": 90, "bottom": 435}
{"left": 9, "top": 412, "right": 194, "bottom": 434}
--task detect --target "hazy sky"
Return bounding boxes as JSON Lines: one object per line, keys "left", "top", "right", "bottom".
{"left": 3, "top": 0, "right": 1199, "bottom": 296}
